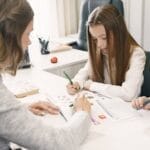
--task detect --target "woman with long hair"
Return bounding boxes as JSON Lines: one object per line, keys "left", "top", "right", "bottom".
{"left": 67, "top": 5, "right": 145, "bottom": 101}
{"left": 0, "top": 0, "right": 91, "bottom": 149}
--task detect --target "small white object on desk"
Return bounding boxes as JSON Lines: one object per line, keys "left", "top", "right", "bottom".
{"left": 2, "top": 77, "right": 39, "bottom": 98}
{"left": 49, "top": 44, "right": 72, "bottom": 53}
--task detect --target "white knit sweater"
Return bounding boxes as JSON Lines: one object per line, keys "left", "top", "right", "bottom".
{"left": 0, "top": 75, "right": 90, "bottom": 150}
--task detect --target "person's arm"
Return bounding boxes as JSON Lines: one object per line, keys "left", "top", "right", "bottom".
{"left": 73, "top": 61, "right": 90, "bottom": 88}
{"left": 55, "top": 111, "right": 90, "bottom": 150}
{"left": 0, "top": 82, "right": 91, "bottom": 150}
{"left": 28, "top": 101, "right": 59, "bottom": 116}
{"left": 132, "top": 96, "right": 150, "bottom": 110}
{"left": 87, "top": 47, "right": 146, "bottom": 101}
{"left": 66, "top": 61, "right": 90, "bottom": 95}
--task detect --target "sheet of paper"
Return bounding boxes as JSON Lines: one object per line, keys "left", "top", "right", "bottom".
{"left": 93, "top": 92, "right": 137, "bottom": 120}
{"left": 47, "top": 92, "right": 115, "bottom": 125}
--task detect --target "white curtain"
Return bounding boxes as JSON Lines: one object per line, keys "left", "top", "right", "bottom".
{"left": 56, "top": 0, "right": 80, "bottom": 36}
{"left": 28, "top": 0, "right": 80, "bottom": 39}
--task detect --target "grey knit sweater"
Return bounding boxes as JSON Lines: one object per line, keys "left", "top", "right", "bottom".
{"left": 0, "top": 75, "right": 90, "bottom": 150}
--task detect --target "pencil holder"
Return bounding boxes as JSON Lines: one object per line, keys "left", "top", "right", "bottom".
{"left": 38, "top": 37, "right": 50, "bottom": 55}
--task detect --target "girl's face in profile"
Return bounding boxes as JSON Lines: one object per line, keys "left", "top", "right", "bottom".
{"left": 89, "top": 24, "right": 108, "bottom": 55}
{"left": 21, "top": 20, "right": 33, "bottom": 51}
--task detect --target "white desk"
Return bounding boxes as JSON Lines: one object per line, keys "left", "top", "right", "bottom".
{"left": 29, "top": 40, "right": 88, "bottom": 78}
{"left": 3, "top": 68, "right": 150, "bottom": 150}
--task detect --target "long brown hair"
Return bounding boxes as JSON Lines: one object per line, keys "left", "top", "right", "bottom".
{"left": 87, "top": 4, "right": 140, "bottom": 85}
{"left": 0, "top": 0, "right": 33, "bottom": 75}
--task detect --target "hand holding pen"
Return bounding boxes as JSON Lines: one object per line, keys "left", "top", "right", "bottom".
{"left": 63, "top": 71, "right": 80, "bottom": 95}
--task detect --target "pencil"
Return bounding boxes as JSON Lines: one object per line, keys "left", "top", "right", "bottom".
{"left": 69, "top": 103, "right": 74, "bottom": 107}
{"left": 63, "top": 71, "right": 73, "bottom": 84}
{"left": 59, "top": 111, "right": 68, "bottom": 121}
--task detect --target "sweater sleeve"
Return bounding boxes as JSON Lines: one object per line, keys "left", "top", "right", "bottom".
{"left": 89, "top": 47, "right": 146, "bottom": 101}
{"left": 54, "top": 111, "right": 91, "bottom": 150}
{"left": 0, "top": 81, "right": 91, "bottom": 150}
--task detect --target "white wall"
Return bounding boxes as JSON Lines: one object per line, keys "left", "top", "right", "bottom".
{"left": 122, "top": 0, "right": 150, "bottom": 51}
{"left": 28, "top": 0, "right": 59, "bottom": 39}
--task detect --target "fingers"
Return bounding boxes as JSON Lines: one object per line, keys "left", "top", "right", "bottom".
{"left": 66, "top": 82, "right": 80, "bottom": 95}
{"left": 144, "top": 103, "right": 150, "bottom": 110}
{"left": 45, "top": 103, "right": 59, "bottom": 115}
{"left": 143, "top": 98, "right": 150, "bottom": 110}
{"left": 46, "top": 101, "right": 59, "bottom": 111}
{"left": 133, "top": 98, "right": 150, "bottom": 110}
{"left": 29, "top": 101, "right": 59, "bottom": 116}
{"left": 29, "top": 107, "right": 46, "bottom": 116}
{"left": 67, "top": 84, "right": 77, "bottom": 95}
{"left": 74, "top": 94, "right": 91, "bottom": 113}
{"left": 132, "top": 97, "right": 145, "bottom": 110}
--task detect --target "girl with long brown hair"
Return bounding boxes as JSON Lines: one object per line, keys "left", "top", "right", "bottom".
{"left": 67, "top": 5, "right": 146, "bottom": 101}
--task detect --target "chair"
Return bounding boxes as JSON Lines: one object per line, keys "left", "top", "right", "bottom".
{"left": 140, "top": 51, "right": 150, "bottom": 97}
{"left": 70, "top": 0, "right": 124, "bottom": 51}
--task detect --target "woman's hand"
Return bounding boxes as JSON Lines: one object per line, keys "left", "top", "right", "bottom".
{"left": 74, "top": 94, "right": 91, "bottom": 113}
{"left": 66, "top": 82, "right": 80, "bottom": 95}
{"left": 29, "top": 101, "right": 59, "bottom": 116}
{"left": 132, "top": 96, "right": 150, "bottom": 110}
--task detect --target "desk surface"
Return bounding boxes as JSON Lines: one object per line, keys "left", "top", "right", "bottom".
{"left": 3, "top": 68, "right": 150, "bottom": 150}
{"left": 29, "top": 48, "right": 88, "bottom": 71}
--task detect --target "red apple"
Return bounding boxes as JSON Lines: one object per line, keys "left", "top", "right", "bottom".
{"left": 50, "top": 56, "right": 58, "bottom": 63}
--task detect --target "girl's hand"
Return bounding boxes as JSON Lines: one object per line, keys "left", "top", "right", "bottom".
{"left": 66, "top": 82, "right": 80, "bottom": 95}
{"left": 132, "top": 96, "right": 147, "bottom": 110}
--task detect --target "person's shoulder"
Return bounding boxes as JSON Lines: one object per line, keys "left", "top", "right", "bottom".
{"left": 131, "top": 46, "right": 146, "bottom": 62}
{"left": 132, "top": 46, "right": 145, "bottom": 56}
{"left": 133, "top": 46, "right": 144, "bottom": 52}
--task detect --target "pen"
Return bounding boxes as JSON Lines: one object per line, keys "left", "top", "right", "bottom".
{"left": 69, "top": 103, "right": 74, "bottom": 107}
{"left": 63, "top": 71, "right": 73, "bottom": 84}
{"left": 59, "top": 111, "right": 68, "bottom": 121}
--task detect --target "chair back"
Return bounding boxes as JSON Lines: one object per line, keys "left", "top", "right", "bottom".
{"left": 76, "top": 0, "right": 124, "bottom": 51}
{"left": 141, "top": 51, "right": 150, "bottom": 96}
